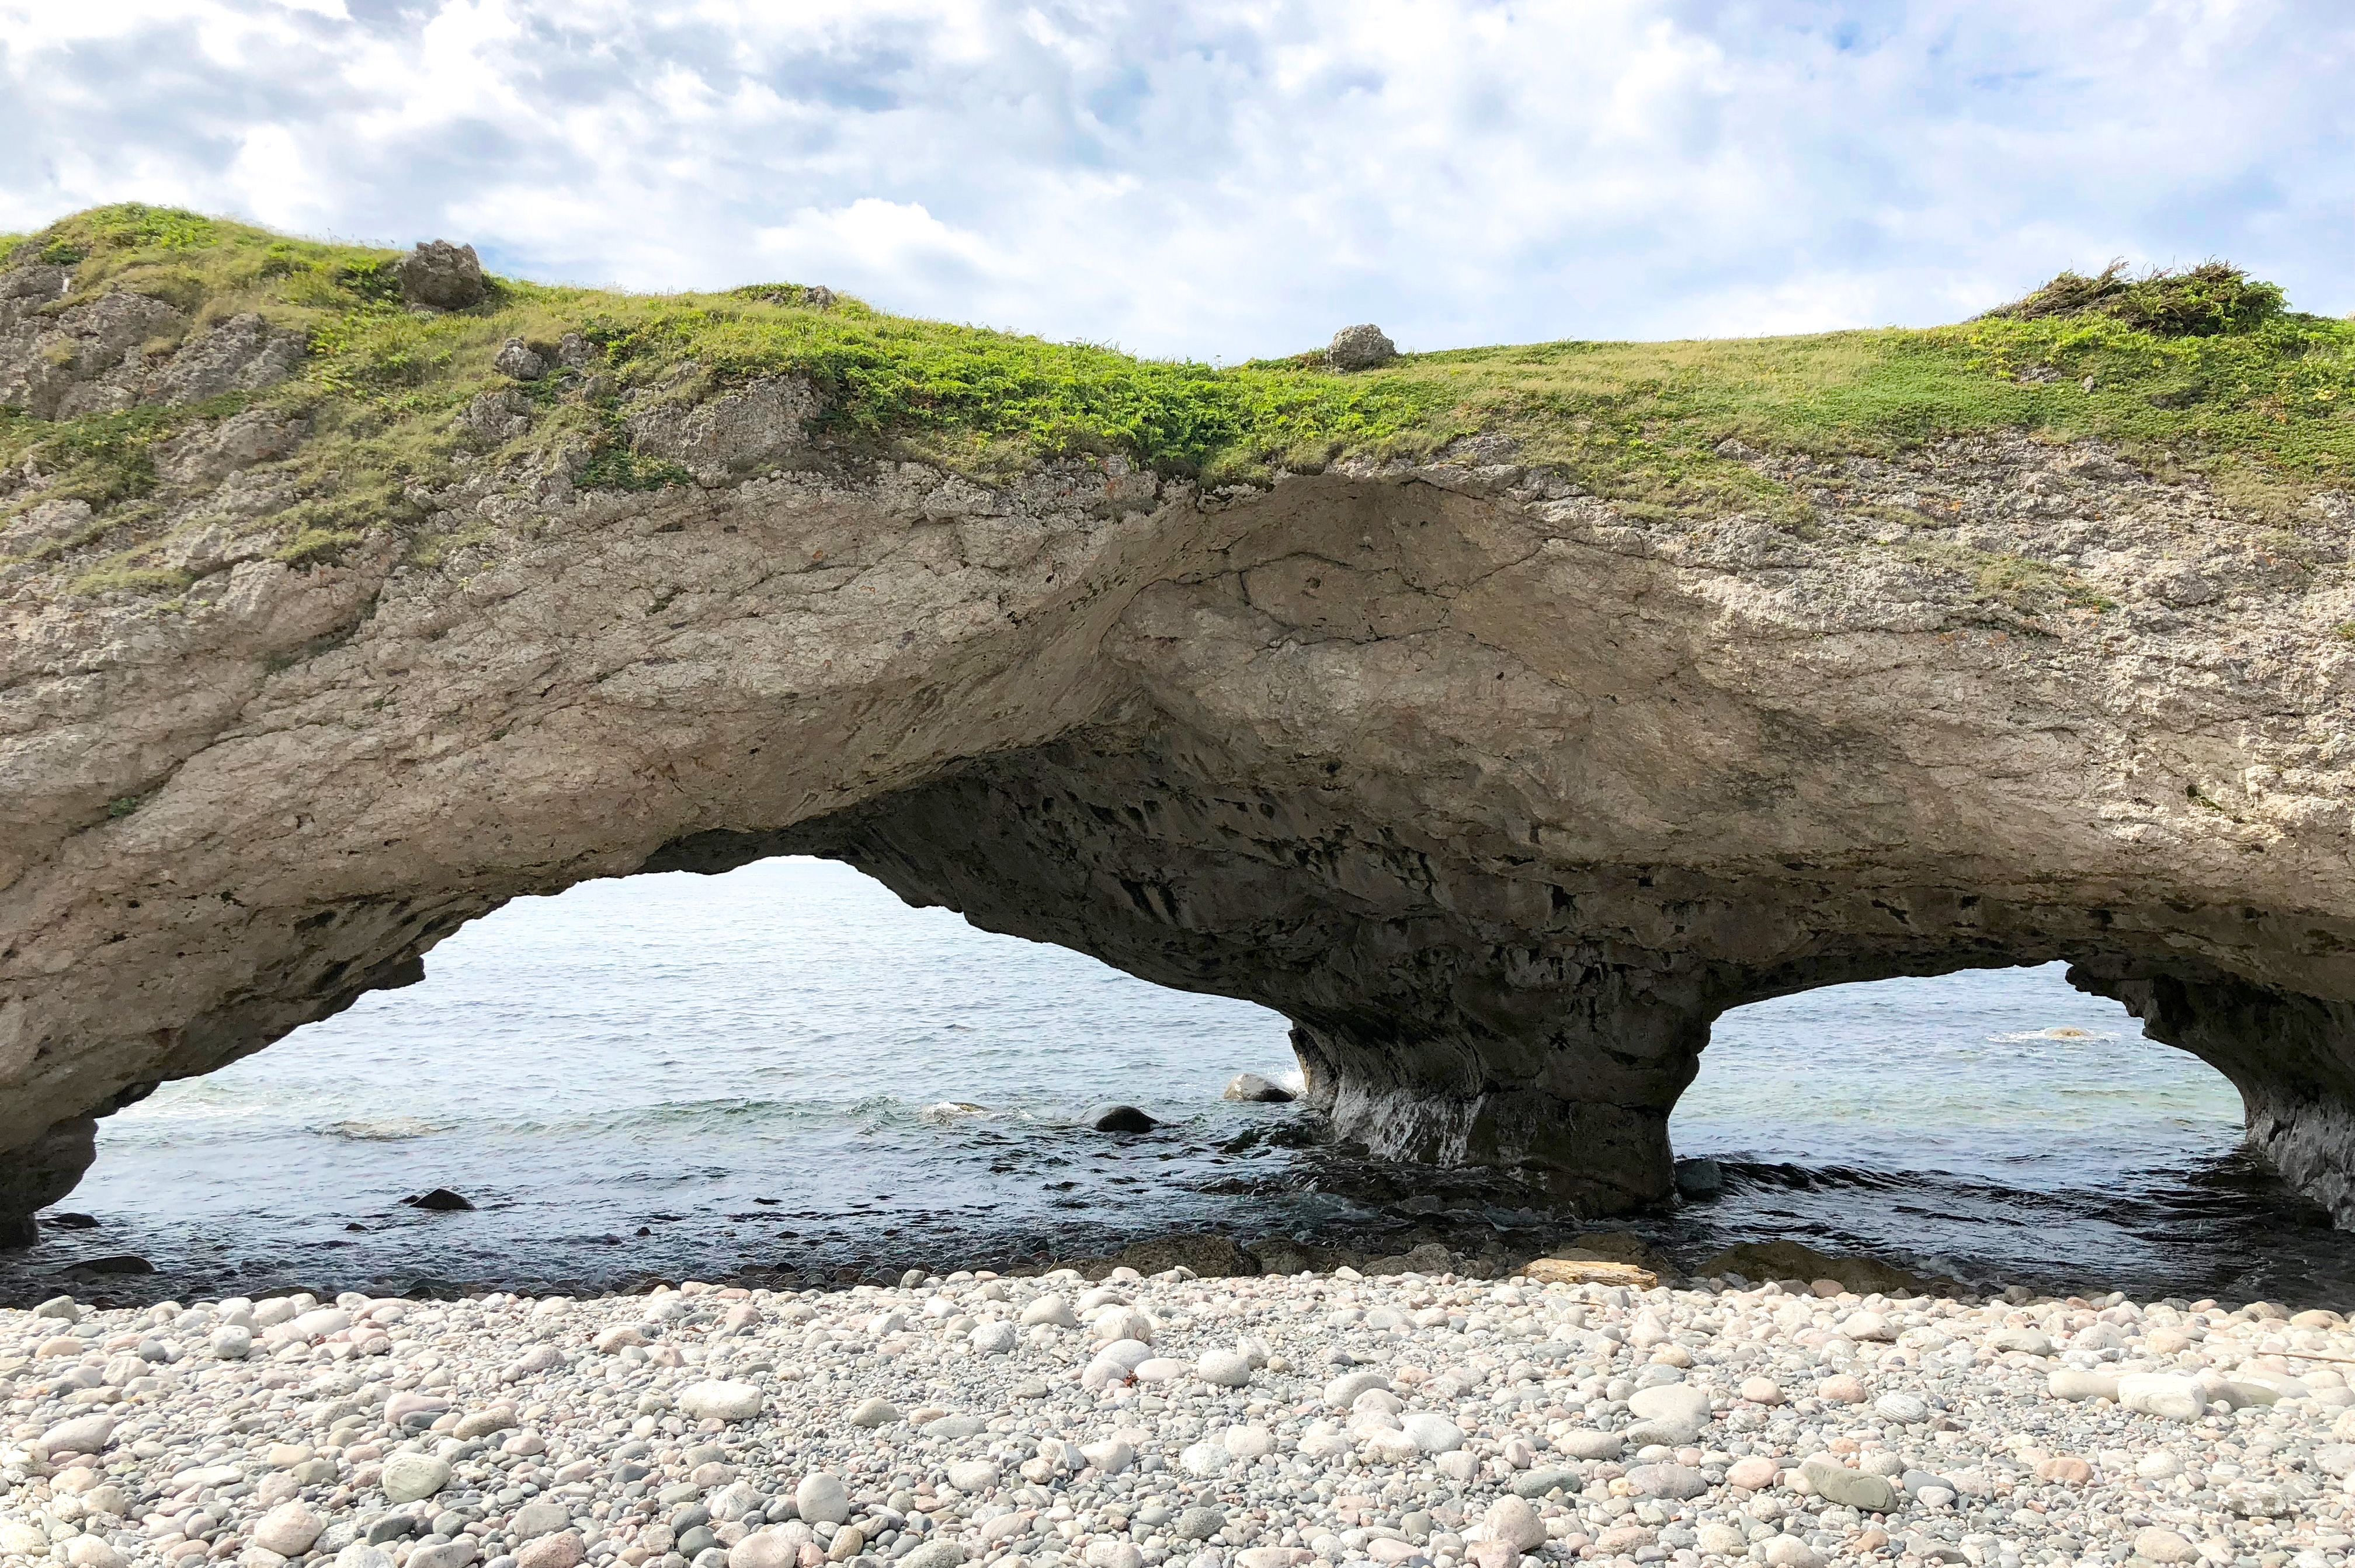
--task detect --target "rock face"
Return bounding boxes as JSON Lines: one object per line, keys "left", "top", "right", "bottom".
{"left": 5, "top": 256, "right": 2355, "bottom": 1243}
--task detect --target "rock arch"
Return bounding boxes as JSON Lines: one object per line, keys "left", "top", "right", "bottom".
{"left": 6, "top": 423, "right": 2355, "bottom": 1243}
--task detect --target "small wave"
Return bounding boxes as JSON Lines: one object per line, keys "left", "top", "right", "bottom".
{"left": 919, "top": 1101, "right": 992, "bottom": 1124}
{"left": 321, "top": 1117, "right": 444, "bottom": 1141}
{"left": 1993, "top": 1026, "right": 2121, "bottom": 1043}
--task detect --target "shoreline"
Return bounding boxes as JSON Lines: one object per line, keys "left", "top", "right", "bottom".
{"left": 0, "top": 1217, "right": 2328, "bottom": 1322}
{"left": 1, "top": 1243, "right": 2350, "bottom": 1568}
{"left": 0, "top": 1224, "right": 1996, "bottom": 1321}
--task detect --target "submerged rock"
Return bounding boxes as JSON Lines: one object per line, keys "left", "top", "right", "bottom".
{"left": 59, "top": 1253, "right": 152, "bottom": 1275}
{"left": 1697, "top": 1239, "right": 1930, "bottom": 1295}
{"left": 1673, "top": 1157, "right": 1724, "bottom": 1198}
{"left": 1089, "top": 1104, "right": 1158, "bottom": 1134}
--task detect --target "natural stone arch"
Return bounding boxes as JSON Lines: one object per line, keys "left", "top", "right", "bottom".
{"left": 8, "top": 424, "right": 2354, "bottom": 1244}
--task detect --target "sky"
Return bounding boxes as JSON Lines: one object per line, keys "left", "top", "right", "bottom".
{"left": 2, "top": 0, "right": 2349, "bottom": 361}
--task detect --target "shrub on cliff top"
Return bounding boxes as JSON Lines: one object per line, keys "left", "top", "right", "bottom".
{"left": 1985, "top": 260, "right": 2285, "bottom": 338}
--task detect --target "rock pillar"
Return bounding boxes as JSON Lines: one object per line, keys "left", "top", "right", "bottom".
{"left": 2072, "top": 964, "right": 2355, "bottom": 1225}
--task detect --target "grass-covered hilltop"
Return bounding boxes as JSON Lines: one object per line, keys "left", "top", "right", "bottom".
{"left": 2, "top": 203, "right": 2352, "bottom": 597}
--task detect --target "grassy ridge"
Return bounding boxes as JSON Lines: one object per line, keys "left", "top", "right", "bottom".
{"left": 4, "top": 204, "right": 2353, "bottom": 596}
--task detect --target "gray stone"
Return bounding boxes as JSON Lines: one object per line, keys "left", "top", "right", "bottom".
{"left": 944, "top": 1459, "right": 998, "bottom": 1492}
{"left": 847, "top": 1397, "right": 901, "bottom": 1427}
{"left": 1401, "top": 1412, "right": 1464, "bottom": 1453}
{"left": 512, "top": 1502, "right": 572, "bottom": 1539}
{"left": 494, "top": 339, "right": 546, "bottom": 381}
{"left": 39, "top": 1412, "right": 114, "bottom": 1454}
{"left": 2133, "top": 1528, "right": 2200, "bottom": 1564}
{"left": 796, "top": 1471, "right": 852, "bottom": 1525}
{"left": 900, "top": 1544, "right": 966, "bottom": 1568}
{"left": 1221, "top": 1073, "right": 1294, "bottom": 1103}
{"left": 2047, "top": 1368, "right": 2119, "bottom": 1402}
{"left": 1197, "top": 1348, "right": 1253, "bottom": 1387}
{"left": 381, "top": 1452, "right": 453, "bottom": 1503}
{"left": 1801, "top": 1458, "right": 1898, "bottom": 1513}
{"left": 411, "top": 1543, "right": 481, "bottom": 1568}
{"left": 1483, "top": 1496, "right": 1545, "bottom": 1554}
{"left": 1625, "top": 1383, "right": 1712, "bottom": 1441}
{"left": 1174, "top": 1507, "right": 1226, "bottom": 1542}
{"left": 1020, "top": 1296, "right": 1076, "bottom": 1327}
{"left": 1325, "top": 324, "right": 1397, "bottom": 371}
{"left": 253, "top": 1502, "right": 326, "bottom": 1555}
{"left": 730, "top": 1532, "right": 798, "bottom": 1568}
{"left": 679, "top": 1379, "right": 765, "bottom": 1421}
{"left": 624, "top": 376, "right": 815, "bottom": 484}
{"left": 2118, "top": 1373, "right": 2206, "bottom": 1421}
{"left": 398, "top": 241, "right": 487, "bottom": 310}
{"left": 1624, "top": 1463, "right": 1707, "bottom": 1500}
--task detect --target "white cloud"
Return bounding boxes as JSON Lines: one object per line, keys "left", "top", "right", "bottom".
{"left": 1, "top": 0, "right": 2349, "bottom": 358}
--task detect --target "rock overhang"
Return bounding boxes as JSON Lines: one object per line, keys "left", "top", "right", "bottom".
{"left": 2, "top": 210, "right": 2354, "bottom": 1240}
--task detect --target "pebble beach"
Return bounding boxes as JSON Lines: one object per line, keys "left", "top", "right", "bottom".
{"left": 4, "top": 1245, "right": 2353, "bottom": 1568}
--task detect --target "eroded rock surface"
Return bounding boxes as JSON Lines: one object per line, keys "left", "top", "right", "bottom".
{"left": 4, "top": 274, "right": 2355, "bottom": 1242}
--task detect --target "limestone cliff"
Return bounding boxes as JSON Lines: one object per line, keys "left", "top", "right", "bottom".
{"left": 4, "top": 208, "right": 2354, "bottom": 1244}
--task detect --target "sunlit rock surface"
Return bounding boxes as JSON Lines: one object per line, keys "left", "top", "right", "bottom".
{"left": 6, "top": 251, "right": 2355, "bottom": 1241}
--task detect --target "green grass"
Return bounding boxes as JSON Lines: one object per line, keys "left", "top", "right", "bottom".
{"left": 1887, "top": 538, "right": 2116, "bottom": 621}
{"left": 1982, "top": 260, "right": 2285, "bottom": 338}
{"left": 5, "top": 203, "right": 2354, "bottom": 596}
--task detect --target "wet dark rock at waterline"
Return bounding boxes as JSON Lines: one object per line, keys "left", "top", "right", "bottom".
{"left": 1088, "top": 1105, "right": 1159, "bottom": 1134}
{"left": 1674, "top": 1157, "right": 1724, "bottom": 1199}
{"left": 57, "top": 1254, "right": 152, "bottom": 1275}
{"left": 400, "top": 1188, "right": 477, "bottom": 1212}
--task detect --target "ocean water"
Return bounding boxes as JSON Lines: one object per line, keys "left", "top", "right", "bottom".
{"left": 11, "top": 857, "right": 2354, "bottom": 1308}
